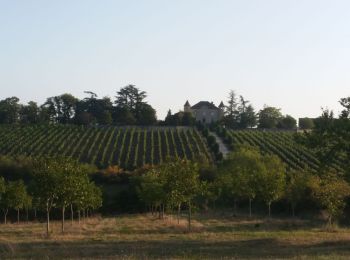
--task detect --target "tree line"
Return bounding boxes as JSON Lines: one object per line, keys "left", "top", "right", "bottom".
{"left": 134, "top": 145, "right": 350, "bottom": 229}
{"left": 163, "top": 90, "right": 301, "bottom": 130}
{"left": 0, "top": 157, "right": 102, "bottom": 237}
{"left": 1, "top": 87, "right": 313, "bottom": 129}
{"left": 136, "top": 96, "right": 350, "bottom": 228}
{"left": 0, "top": 85, "right": 157, "bottom": 126}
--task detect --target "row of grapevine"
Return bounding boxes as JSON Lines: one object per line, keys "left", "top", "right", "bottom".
{"left": 0, "top": 125, "right": 211, "bottom": 170}
{"left": 225, "top": 130, "right": 323, "bottom": 172}
{"left": 222, "top": 129, "right": 345, "bottom": 173}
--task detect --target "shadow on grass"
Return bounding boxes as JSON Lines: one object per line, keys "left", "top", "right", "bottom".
{"left": 1, "top": 238, "right": 350, "bottom": 259}
{"left": 205, "top": 219, "right": 320, "bottom": 233}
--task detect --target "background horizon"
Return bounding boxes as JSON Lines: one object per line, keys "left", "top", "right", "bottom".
{"left": 1, "top": 0, "right": 349, "bottom": 120}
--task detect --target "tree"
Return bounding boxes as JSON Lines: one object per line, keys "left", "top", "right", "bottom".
{"left": 76, "top": 94, "right": 113, "bottom": 125}
{"left": 309, "top": 173, "right": 350, "bottom": 225}
{"left": 225, "top": 90, "right": 238, "bottom": 117}
{"left": 339, "top": 97, "right": 350, "bottom": 119}
{"left": 19, "top": 101, "right": 39, "bottom": 124}
{"left": 0, "top": 177, "right": 4, "bottom": 199}
{"left": 112, "top": 107, "right": 136, "bottom": 125}
{"left": 32, "top": 158, "right": 62, "bottom": 236}
{"left": 299, "top": 118, "right": 315, "bottom": 130}
{"left": 162, "top": 159, "right": 201, "bottom": 231}
{"left": 298, "top": 100, "right": 350, "bottom": 176}
{"left": 285, "top": 170, "right": 310, "bottom": 217}
{"left": 1, "top": 180, "right": 28, "bottom": 224}
{"left": 0, "top": 177, "right": 5, "bottom": 223}
{"left": 115, "top": 85, "right": 157, "bottom": 125}
{"left": 85, "top": 183, "right": 102, "bottom": 217}
{"left": 137, "top": 168, "right": 166, "bottom": 216}
{"left": 56, "top": 160, "right": 91, "bottom": 233}
{"left": 227, "top": 146, "right": 263, "bottom": 217}
{"left": 98, "top": 110, "right": 113, "bottom": 125}
{"left": 23, "top": 194, "right": 32, "bottom": 223}
{"left": 33, "top": 158, "right": 99, "bottom": 235}
{"left": 258, "top": 155, "right": 286, "bottom": 217}
{"left": 164, "top": 110, "right": 173, "bottom": 125}
{"left": 0, "top": 97, "right": 20, "bottom": 124}
{"left": 278, "top": 115, "right": 297, "bottom": 129}
{"left": 239, "top": 104, "right": 257, "bottom": 129}
{"left": 43, "top": 94, "right": 78, "bottom": 124}
{"left": 115, "top": 85, "right": 146, "bottom": 111}
{"left": 72, "top": 175, "right": 101, "bottom": 224}
{"left": 140, "top": 159, "right": 202, "bottom": 230}
{"left": 258, "top": 106, "right": 283, "bottom": 129}
{"left": 224, "top": 90, "right": 239, "bottom": 128}
{"left": 181, "top": 112, "right": 194, "bottom": 126}
{"left": 137, "top": 104, "right": 157, "bottom": 125}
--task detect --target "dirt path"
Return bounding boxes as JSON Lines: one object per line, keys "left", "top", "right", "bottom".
{"left": 211, "top": 132, "right": 230, "bottom": 158}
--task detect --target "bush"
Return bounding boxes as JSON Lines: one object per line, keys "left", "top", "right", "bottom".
{"left": 207, "top": 135, "right": 216, "bottom": 147}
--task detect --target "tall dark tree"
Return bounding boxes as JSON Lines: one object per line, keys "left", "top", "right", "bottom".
{"left": 137, "top": 103, "right": 157, "bottom": 125}
{"left": 165, "top": 109, "right": 173, "bottom": 125}
{"left": 340, "top": 97, "right": 350, "bottom": 119}
{"left": 0, "top": 97, "right": 20, "bottom": 124}
{"left": 115, "top": 85, "right": 156, "bottom": 125}
{"left": 19, "top": 101, "right": 39, "bottom": 124}
{"left": 299, "top": 118, "right": 315, "bottom": 130}
{"left": 225, "top": 90, "right": 238, "bottom": 117}
{"left": 258, "top": 106, "right": 283, "bottom": 129}
{"left": 115, "top": 85, "right": 146, "bottom": 111}
{"left": 112, "top": 106, "right": 136, "bottom": 125}
{"left": 182, "top": 112, "right": 195, "bottom": 126}
{"left": 238, "top": 96, "right": 257, "bottom": 129}
{"left": 244, "top": 104, "right": 257, "bottom": 128}
{"left": 278, "top": 115, "right": 297, "bottom": 129}
{"left": 224, "top": 90, "right": 239, "bottom": 128}
{"left": 43, "top": 94, "right": 78, "bottom": 124}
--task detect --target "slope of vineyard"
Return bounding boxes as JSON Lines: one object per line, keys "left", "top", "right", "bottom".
{"left": 225, "top": 130, "right": 343, "bottom": 172}
{"left": 0, "top": 125, "right": 211, "bottom": 170}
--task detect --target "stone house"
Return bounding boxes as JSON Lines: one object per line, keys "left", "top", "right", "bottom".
{"left": 184, "top": 101, "right": 225, "bottom": 124}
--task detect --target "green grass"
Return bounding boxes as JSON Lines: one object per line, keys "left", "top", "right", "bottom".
{"left": 1, "top": 214, "right": 350, "bottom": 259}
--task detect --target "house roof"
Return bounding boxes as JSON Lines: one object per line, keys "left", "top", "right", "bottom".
{"left": 184, "top": 100, "right": 190, "bottom": 107}
{"left": 191, "top": 101, "right": 221, "bottom": 110}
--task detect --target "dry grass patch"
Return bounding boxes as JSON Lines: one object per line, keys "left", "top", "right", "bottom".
{"left": 0, "top": 214, "right": 350, "bottom": 259}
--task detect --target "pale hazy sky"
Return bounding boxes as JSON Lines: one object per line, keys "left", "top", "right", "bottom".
{"left": 0, "top": 0, "right": 349, "bottom": 119}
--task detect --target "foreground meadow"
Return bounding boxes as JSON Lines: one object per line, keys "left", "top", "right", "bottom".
{"left": 1, "top": 214, "right": 350, "bottom": 259}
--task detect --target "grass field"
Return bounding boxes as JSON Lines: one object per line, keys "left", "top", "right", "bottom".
{"left": 1, "top": 214, "right": 350, "bottom": 259}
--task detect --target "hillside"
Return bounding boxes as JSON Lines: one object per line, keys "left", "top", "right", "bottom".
{"left": 0, "top": 125, "right": 211, "bottom": 170}
{"left": 0, "top": 125, "right": 344, "bottom": 173}
{"left": 224, "top": 129, "right": 344, "bottom": 172}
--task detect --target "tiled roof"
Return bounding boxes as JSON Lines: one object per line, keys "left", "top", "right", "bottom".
{"left": 191, "top": 101, "right": 220, "bottom": 110}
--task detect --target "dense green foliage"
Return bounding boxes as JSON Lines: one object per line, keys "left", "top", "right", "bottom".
{"left": 137, "top": 159, "right": 202, "bottom": 230}
{"left": 217, "top": 146, "right": 286, "bottom": 217}
{"left": 0, "top": 85, "right": 157, "bottom": 126}
{"left": 298, "top": 108, "right": 350, "bottom": 177}
{"left": 0, "top": 125, "right": 211, "bottom": 170}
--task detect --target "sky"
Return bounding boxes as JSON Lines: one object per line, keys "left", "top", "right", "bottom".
{"left": 0, "top": 0, "right": 349, "bottom": 120}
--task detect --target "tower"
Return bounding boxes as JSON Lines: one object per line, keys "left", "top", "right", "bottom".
{"left": 184, "top": 100, "right": 191, "bottom": 113}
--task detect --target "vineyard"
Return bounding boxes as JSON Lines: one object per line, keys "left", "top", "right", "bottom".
{"left": 224, "top": 130, "right": 344, "bottom": 172}
{"left": 0, "top": 125, "right": 211, "bottom": 170}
